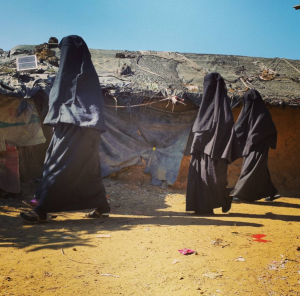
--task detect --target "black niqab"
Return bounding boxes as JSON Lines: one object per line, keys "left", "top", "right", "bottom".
{"left": 33, "top": 35, "right": 110, "bottom": 215}
{"left": 44, "top": 35, "right": 106, "bottom": 132}
{"left": 191, "top": 73, "right": 241, "bottom": 163}
{"left": 235, "top": 89, "right": 277, "bottom": 156}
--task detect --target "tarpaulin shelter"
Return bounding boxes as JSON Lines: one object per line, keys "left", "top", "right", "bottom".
{"left": 0, "top": 45, "right": 54, "bottom": 193}
{"left": 1, "top": 41, "right": 300, "bottom": 196}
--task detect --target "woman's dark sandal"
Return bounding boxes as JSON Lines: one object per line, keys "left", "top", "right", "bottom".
{"left": 222, "top": 196, "right": 233, "bottom": 213}
{"left": 22, "top": 199, "right": 39, "bottom": 209}
{"left": 20, "top": 211, "right": 47, "bottom": 223}
{"left": 265, "top": 194, "right": 281, "bottom": 202}
{"left": 85, "top": 210, "right": 109, "bottom": 218}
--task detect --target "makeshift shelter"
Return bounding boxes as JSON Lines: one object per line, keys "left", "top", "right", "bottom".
{"left": 0, "top": 41, "right": 300, "bottom": 196}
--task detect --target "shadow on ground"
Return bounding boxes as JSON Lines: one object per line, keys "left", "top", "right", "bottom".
{"left": 0, "top": 192, "right": 265, "bottom": 252}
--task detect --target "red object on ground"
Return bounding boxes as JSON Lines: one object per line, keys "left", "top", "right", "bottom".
{"left": 178, "top": 248, "right": 195, "bottom": 255}
{"left": 252, "top": 234, "right": 271, "bottom": 243}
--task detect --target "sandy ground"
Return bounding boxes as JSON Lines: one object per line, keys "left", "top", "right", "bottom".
{"left": 0, "top": 179, "right": 300, "bottom": 296}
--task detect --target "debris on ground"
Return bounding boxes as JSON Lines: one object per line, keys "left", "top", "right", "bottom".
{"left": 252, "top": 234, "right": 271, "bottom": 243}
{"left": 101, "top": 274, "right": 120, "bottom": 278}
{"left": 203, "top": 272, "right": 223, "bottom": 279}
{"left": 236, "top": 256, "right": 246, "bottom": 262}
{"left": 178, "top": 248, "right": 196, "bottom": 255}
{"left": 211, "top": 239, "right": 223, "bottom": 245}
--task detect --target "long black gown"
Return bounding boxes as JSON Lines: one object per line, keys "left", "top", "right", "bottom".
{"left": 186, "top": 73, "right": 241, "bottom": 213}
{"left": 34, "top": 35, "right": 110, "bottom": 216}
{"left": 230, "top": 89, "right": 278, "bottom": 201}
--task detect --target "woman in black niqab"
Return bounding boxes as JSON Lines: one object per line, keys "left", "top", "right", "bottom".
{"left": 231, "top": 89, "right": 278, "bottom": 202}
{"left": 20, "top": 35, "right": 110, "bottom": 222}
{"left": 186, "top": 73, "right": 242, "bottom": 215}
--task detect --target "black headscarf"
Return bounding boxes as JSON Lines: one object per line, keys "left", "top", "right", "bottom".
{"left": 44, "top": 35, "right": 106, "bottom": 132}
{"left": 191, "top": 73, "right": 241, "bottom": 163}
{"left": 235, "top": 89, "right": 277, "bottom": 156}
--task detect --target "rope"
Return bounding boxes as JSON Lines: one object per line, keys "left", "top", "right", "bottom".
{"left": 61, "top": 248, "right": 101, "bottom": 265}
{"left": 95, "top": 62, "right": 132, "bottom": 81}
{"left": 94, "top": 62, "right": 114, "bottom": 73}
{"left": 175, "top": 52, "right": 204, "bottom": 73}
{"left": 135, "top": 62, "right": 164, "bottom": 79}
{"left": 239, "top": 77, "right": 250, "bottom": 89}
{"left": 283, "top": 59, "right": 300, "bottom": 74}
{"left": 104, "top": 97, "right": 170, "bottom": 108}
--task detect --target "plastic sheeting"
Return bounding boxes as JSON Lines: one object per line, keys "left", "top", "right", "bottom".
{"left": 0, "top": 75, "right": 53, "bottom": 97}
{"left": 2, "top": 45, "right": 300, "bottom": 108}
{"left": 100, "top": 103, "right": 198, "bottom": 186}
{"left": 0, "top": 96, "right": 46, "bottom": 151}
{"left": 0, "top": 144, "right": 20, "bottom": 193}
{"left": 0, "top": 45, "right": 55, "bottom": 101}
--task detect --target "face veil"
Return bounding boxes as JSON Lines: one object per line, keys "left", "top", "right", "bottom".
{"left": 44, "top": 35, "right": 106, "bottom": 132}
{"left": 235, "top": 89, "right": 277, "bottom": 156}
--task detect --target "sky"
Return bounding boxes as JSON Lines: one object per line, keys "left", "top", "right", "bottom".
{"left": 1, "top": 0, "right": 300, "bottom": 59}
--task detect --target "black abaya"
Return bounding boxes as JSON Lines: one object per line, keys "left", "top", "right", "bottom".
{"left": 186, "top": 152, "right": 228, "bottom": 212}
{"left": 44, "top": 35, "right": 106, "bottom": 132}
{"left": 231, "top": 89, "right": 278, "bottom": 201}
{"left": 186, "top": 73, "right": 241, "bottom": 213}
{"left": 231, "top": 143, "right": 277, "bottom": 201}
{"left": 35, "top": 123, "right": 110, "bottom": 214}
{"left": 33, "top": 35, "right": 109, "bottom": 216}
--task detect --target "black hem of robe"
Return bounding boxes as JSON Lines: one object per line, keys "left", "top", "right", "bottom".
{"left": 186, "top": 152, "right": 228, "bottom": 212}
{"left": 231, "top": 143, "right": 278, "bottom": 201}
{"left": 35, "top": 123, "right": 110, "bottom": 214}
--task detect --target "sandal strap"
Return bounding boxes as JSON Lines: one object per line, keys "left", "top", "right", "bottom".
{"left": 20, "top": 211, "right": 47, "bottom": 222}
{"left": 94, "top": 210, "right": 102, "bottom": 217}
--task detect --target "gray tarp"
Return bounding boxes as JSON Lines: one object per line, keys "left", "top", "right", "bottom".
{"left": 1, "top": 44, "right": 300, "bottom": 187}
{"left": 100, "top": 102, "right": 198, "bottom": 186}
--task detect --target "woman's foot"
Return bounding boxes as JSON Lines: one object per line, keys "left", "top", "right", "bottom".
{"left": 85, "top": 209, "right": 110, "bottom": 218}
{"left": 265, "top": 194, "right": 281, "bottom": 202}
{"left": 20, "top": 210, "right": 47, "bottom": 223}
{"left": 222, "top": 196, "right": 233, "bottom": 213}
{"left": 22, "top": 198, "right": 39, "bottom": 209}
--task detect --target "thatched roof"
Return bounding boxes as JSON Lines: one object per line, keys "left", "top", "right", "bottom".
{"left": 1, "top": 43, "right": 300, "bottom": 108}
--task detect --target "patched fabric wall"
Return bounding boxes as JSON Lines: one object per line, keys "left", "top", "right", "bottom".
{"left": 0, "top": 96, "right": 46, "bottom": 151}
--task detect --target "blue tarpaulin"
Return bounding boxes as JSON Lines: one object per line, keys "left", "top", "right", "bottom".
{"left": 100, "top": 102, "right": 197, "bottom": 186}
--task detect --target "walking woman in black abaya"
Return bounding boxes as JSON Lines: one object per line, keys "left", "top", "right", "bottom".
{"left": 186, "top": 73, "right": 242, "bottom": 215}
{"left": 20, "top": 35, "right": 110, "bottom": 222}
{"left": 231, "top": 89, "right": 279, "bottom": 202}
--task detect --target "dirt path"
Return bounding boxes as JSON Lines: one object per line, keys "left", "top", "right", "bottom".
{"left": 0, "top": 179, "right": 299, "bottom": 295}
